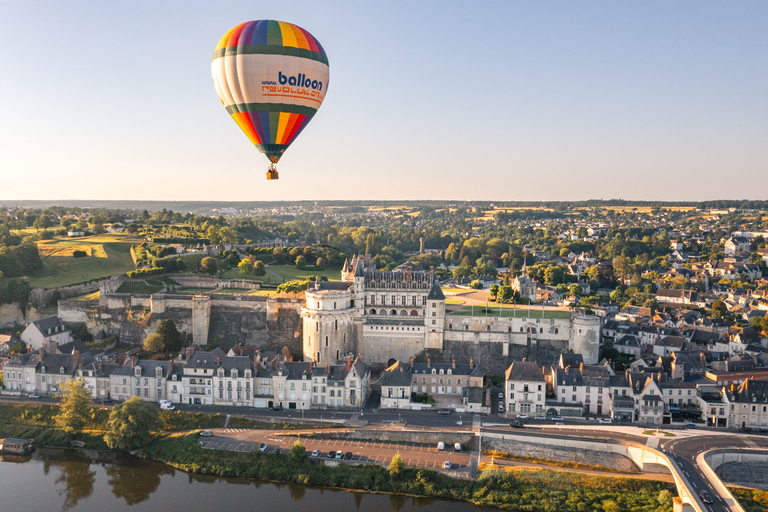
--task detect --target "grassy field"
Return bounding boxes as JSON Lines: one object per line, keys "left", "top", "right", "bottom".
{"left": 440, "top": 287, "right": 473, "bottom": 295}
{"left": 31, "top": 235, "right": 140, "bottom": 289}
{"left": 447, "top": 306, "right": 572, "bottom": 319}
{"left": 266, "top": 264, "right": 341, "bottom": 282}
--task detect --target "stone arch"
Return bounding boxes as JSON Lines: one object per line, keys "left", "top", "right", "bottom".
{"left": 539, "top": 327, "right": 543, "bottom": 333}
{"left": 400, "top": 310, "right": 408, "bottom": 316}
{"left": 410, "top": 309, "right": 418, "bottom": 316}
{"left": 370, "top": 309, "right": 377, "bottom": 315}
{"left": 390, "top": 309, "right": 397, "bottom": 315}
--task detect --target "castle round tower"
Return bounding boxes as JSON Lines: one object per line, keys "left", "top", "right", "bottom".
{"left": 302, "top": 281, "right": 356, "bottom": 364}
{"left": 569, "top": 315, "right": 601, "bottom": 365}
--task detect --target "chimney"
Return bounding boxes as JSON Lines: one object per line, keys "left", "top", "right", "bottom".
{"left": 522, "top": 357, "right": 527, "bottom": 363}
{"left": 409, "top": 356, "right": 414, "bottom": 364}
{"left": 452, "top": 357, "right": 456, "bottom": 369}
{"left": 470, "top": 358, "right": 474, "bottom": 368}
{"left": 427, "top": 357, "right": 431, "bottom": 368}
{"left": 73, "top": 350, "right": 81, "bottom": 365}
{"left": 346, "top": 355, "right": 352, "bottom": 372}
{"left": 169, "top": 358, "right": 174, "bottom": 373}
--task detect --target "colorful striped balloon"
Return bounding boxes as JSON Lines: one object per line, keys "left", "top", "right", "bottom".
{"left": 212, "top": 20, "right": 329, "bottom": 179}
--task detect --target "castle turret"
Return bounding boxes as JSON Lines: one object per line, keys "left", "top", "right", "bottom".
{"left": 425, "top": 276, "right": 445, "bottom": 350}
{"left": 570, "top": 315, "right": 600, "bottom": 365}
{"left": 302, "top": 281, "right": 356, "bottom": 364}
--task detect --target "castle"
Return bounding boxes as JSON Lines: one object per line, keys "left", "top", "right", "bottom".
{"left": 302, "top": 255, "right": 600, "bottom": 367}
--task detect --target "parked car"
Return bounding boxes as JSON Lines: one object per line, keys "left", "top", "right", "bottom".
{"left": 534, "top": 416, "right": 547, "bottom": 421}
{"left": 327, "top": 450, "right": 335, "bottom": 458}
{"left": 684, "top": 423, "right": 697, "bottom": 429}
{"left": 443, "top": 461, "right": 452, "bottom": 469}
{"left": 160, "top": 403, "right": 175, "bottom": 411}
{"left": 497, "top": 403, "right": 505, "bottom": 412}
{"left": 102, "top": 397, "right": 114, "bottom": 404}
{"left": 335, "top": 450, "right": 343, "bottom": 459}
{"left": 311, "top": 449, "right": 320, "bottom": 457}
{"left": 738, "top": 426, "right": 753, "bottom": 433}
{"left": 199, "top": 430, "right": 214, "bottom": 437}
{"left": 259, "top": 443, "right": 268, "bottom": 452}
{"left": 550, "top": 416, "right": 564, "bottom": 422}
{"left": 271, "top": 405, "right": 284, "bottom": 412}
{"left": 699, "top": 490, "right": 713, "bottom": 504}
{"left": 510, "top": 421, "right": 525, "bottom": 429}
{"left": 27, "top": 394, "right": 40, "bottom": 399}
{"left": 437, "top": 442, "right": 445, "bottom": 451}
{"left": 437, "top": 409, "right": 451, "bottom": 415}
{"left": 598, "top": 418, "right": 612, "bottom": 424}
{"left": 345, "top": 452, "right": 353, "bottom": 460}
{"left": 498, "top": 392, "right": 504, "bottom": 399}
{"left": 517, "top": 414, "right": 529, "bottom": 420}
{"left": 454, "top": 443, "right": 462, "bottom": 451}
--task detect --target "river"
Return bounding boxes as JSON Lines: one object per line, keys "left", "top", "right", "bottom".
{"left": 0, "top": 449, "right": 493, "bottom": 512}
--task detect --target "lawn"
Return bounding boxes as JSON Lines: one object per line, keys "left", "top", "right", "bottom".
{"left": 440, "top": 287, "right": 473, "bottom": 295}
{"left": 446, "top": 306, "right": 572, "bottom": 319}
{"left": 265, "top": 264, "right": 341, "bottom": 282}
{"left": 31, "top": 235, "right": 140, "bottom": 289}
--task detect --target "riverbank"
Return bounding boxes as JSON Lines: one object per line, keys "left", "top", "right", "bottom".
{"left": 139, "top": 432, "right": 676, "bottom": 511}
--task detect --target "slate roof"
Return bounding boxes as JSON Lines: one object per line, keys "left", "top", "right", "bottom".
{"left": 379, "top": 360, "right": 412, "bottom": 387}
{"left": 31, "top": 317, "right": 68, "bottom": 336}
{"left": 505, "top": 361, "right": 545, "bottom": 382}
{"left": 426, "top": 281, "right": 445, "bottom": 301}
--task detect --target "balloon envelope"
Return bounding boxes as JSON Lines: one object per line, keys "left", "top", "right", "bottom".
{"left": 212, "top": 20, "right": 329, "bottom": 165}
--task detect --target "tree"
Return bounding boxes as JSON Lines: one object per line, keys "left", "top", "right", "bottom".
{"left": 143, "top": 333, "right": 165, "bottom": 354}
{"left": 104, "top": 396, "right": 160, "bottom": 450}
{"left": 205, "top": 226, "right": 222, "bottom": 245}
{"left": 497, "top": 285, "right": 514, "bottom": 303}
{"left": 156, "top": 319, "right": 181, "bottom": 352}
{"left": 315, "top": 257, "right": 325, "bottom": 269}
{"left": 289, "top": 440, "right": 306, "bottom": 462}
{"left": 389, "top": 452, "right": 405, "bottom": 477}
{"left": 543, "top": 265, "right": 565, "bottom": 286}
{"left": 200, "top": 256, "right": 218, "bottom": 275}
{"left": 489, "top": 284, "right": 499, "bottom": 298}
{"left": 253, "top": 260, "right": 266, "bottom": 277}
{"left": 295, "top": 255, "right": 306, "bottom": 269}
{"left": 712, "top": 299, "right": 727, "bottom": 318}
{"left": 55, "top": 379, "right": 93, "bottom": 434}
{"left": 219, "top": 226, "right": 238, "bottom": 245}
{"left": 469, "top": 280, "right": 483, "bottom": 290}
{"left": 238, "top": 259, "right": 254, "bottom": 275}
{"left": 569, "top": 284, "right": 583, "bottom": 297}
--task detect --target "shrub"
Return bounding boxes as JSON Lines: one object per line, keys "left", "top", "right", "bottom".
{"left": 127, "top": 267, "right": 164, "bottom": 278}
{"left": 72, "top": 250, "right": 87, "bottom": 258}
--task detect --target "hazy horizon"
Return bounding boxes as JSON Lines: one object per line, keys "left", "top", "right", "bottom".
{"left": 1, "top": 2, "right": 766, "bottom": 202}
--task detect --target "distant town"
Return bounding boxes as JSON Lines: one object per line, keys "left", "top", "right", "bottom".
{"left": 3, "top": 200, "right": 768, "bottom": 511}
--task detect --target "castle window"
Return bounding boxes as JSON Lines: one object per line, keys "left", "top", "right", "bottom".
{"left": 520, "top": 327, "right": 523, "bottom": 332}
{"left": 335, "top": 320, "right": 338, "bottom": 331}
{"left": 486, "top": 325, "right": 490, "bottom": 331}
{"left": 336, "top": 350, "right": 339, "bottom": 360}
{"left": 422, "top": 297, "right": 427, "bottom": 306}
{"left": 344, "top": 333, "right": 347, "bottom": 343}
{"left": 412, "top": 296, "right": 417, "bottom": 306}
{"left": 555, "top": 328, "right": 559, "bottom": 334}
{"left": 508, "top": 327, "right": 512, "bottom": 333}
{"left": 402, "top": 295, "right": 406, "bottom": 305}
{"left": 325, "top": 336, "right": 329, "bottom": 347}
{"left": 410, "top": 310, "right": 418, "bottom": 316}
{"left": 449, "top": 324, "right": 452, "bottom": 329}
{"left": 400, "top": 310, "right": 407, "bottom": 316}
{"left": 540, "top": 327, "right": 543, "bottom": 333}
{"left": 391, "top": 295, "right": 396, "bottom": 305}
{"left": 333, "top": 302, "right": 336, "bottom": 309}
{"left": 391, "top": 309, "right": 397, "bottom": 315}
{"left": 316, "top": 322, "right": 319, "bottom": 332}
{"left": 465, "top": 325, "right": 468, "bottom": 330}
{"left": 370, "top": 309, "right": 376, "bottom": 315}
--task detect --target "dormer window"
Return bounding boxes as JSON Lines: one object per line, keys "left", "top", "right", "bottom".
{"left": 431, "top": 369, "right": 436, "bottom": 375}
{"left": 135, "top": 368, "right": 141, "bottom": 377}
{"left": 60, "top": 367, "right": 65, "bottom": 374}
{"left": 218, "top": 368, "right": 224, "bottom": 377}
{"left": 156, "top": 367, "right": 162, "bottom": 377}
{"left": 447, "top": 369, "right": 452, "bottom": 375}
{"left": 439, "top": 369, "right": 444, "bottom": 375}
{"left": 232, "top": 370, "right": 238, "bottom": 379}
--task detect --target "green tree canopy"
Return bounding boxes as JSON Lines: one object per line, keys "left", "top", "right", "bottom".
{"left": 104, "top": 396, "right": 160, "bottom": 451}
{"left": 289, "top": 440, "right": 306, "bottom": 463}
{"left": 201, "top": 256, "right": 218, "bottom": 275}
{"left": 55, "top": 378, "right": 93, "bottom": 434}
{"left": 143, "top": 333, "right": 165, "bottom": 354}
{"left": 156, "top": 319, "right": 181, "bottom": 352}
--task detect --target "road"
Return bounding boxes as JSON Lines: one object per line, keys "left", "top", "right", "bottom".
{"left": 4, "top": 393, "right": 767, "bottom": 509}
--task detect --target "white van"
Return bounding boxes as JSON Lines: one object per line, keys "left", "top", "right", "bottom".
{"left": 437, "top": 442, "right": 445, "bottom": 451}
{"left": 454, "top": 443, "right": 462, "bottom": 452}
{"left": 160, "top": 403, "right": 175, "bottom": 411}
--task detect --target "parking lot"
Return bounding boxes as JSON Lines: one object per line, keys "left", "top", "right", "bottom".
{"left": 199, "top": 429, "right": 472, "bottom": 471}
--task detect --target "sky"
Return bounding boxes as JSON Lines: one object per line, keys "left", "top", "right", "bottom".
{"left": 0, "top": 1, "right": 766, "bottom": 202}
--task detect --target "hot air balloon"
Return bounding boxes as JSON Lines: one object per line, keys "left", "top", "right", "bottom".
{"left": 212, "top": 20, "right": 329, "bottom": 180}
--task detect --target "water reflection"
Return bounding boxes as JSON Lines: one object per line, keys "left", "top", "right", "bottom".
{"left": 54, "top": 460, "right": 96, "bottom": 510}
{"left": 0, "top": 449, "right": 493, "bottom": 512}
{"left": 105, "top": 460, "right": 169, "bottom": 505}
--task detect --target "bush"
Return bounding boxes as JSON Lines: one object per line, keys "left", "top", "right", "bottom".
{"left": 128, "top": 267, "right": 164, "bottom": 278}
{"left": 72, "top": 250, "right": 87, "bottom": 258}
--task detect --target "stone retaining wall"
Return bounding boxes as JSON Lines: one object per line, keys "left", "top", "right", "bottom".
{"left": 482, "top": 436, "right": 639, "bottom": 473}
